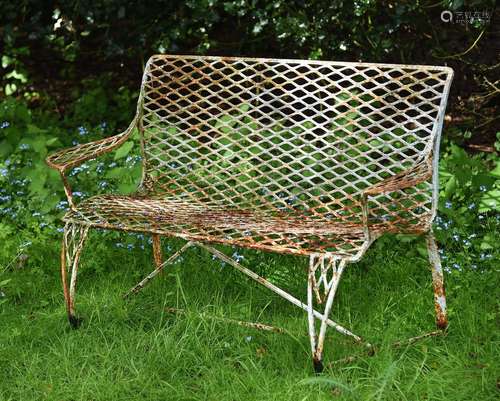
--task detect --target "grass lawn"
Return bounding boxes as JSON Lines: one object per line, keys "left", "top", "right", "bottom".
{"left": 0, "top": 232, "right": 498, "bottom": 401}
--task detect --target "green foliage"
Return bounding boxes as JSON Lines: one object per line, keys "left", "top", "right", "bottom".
{"left": 1, "top": 0, "right": 497, "bottom": 165}
{"left": 3, "top": 0, "right": 495, "bottom": 62}
{"left": 440, "top": 143, "right": 499, "bottom": 213}
{"left": 435, "top": 142, "right": 499, "bottom": 271}
{"left": 494, "top": 132, "right": 500, "bottom": 153}
{"left": 1, "top": 1, "right": 496, "bottom": 98}
{"left": 0, "top": 99, "right": 62, "bottom": 217}
{"left": 0, "top": 94, "right": 142, "bottom": 256}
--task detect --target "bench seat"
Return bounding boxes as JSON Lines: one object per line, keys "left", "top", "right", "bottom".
{"left": 64, "top": 193, "right": 386, "bottom": 257}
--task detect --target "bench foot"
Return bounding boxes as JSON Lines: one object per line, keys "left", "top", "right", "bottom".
{"left": 307, "top": 255, "right": 347, "bottom": 372}
{"left": 313, "top": 357, "right": 324, "bottom": 374}
{"left": 61, "top": 222, "right": 89, "bottom": 328}
{"left": 68, "top": 314, "right": 83, "bottom": 329}
{"left": 426, "top": 231, "right": 448, "bottom": 330}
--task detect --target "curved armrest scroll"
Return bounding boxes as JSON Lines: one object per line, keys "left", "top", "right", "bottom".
{"left": 46, "top": 116, "right": 138, "bottom": 210}
{"left": 360, "top": 157, "right": 433, "bottom": 240}
{"left": 46, "top": 117, "right": 138, "bottom": 172}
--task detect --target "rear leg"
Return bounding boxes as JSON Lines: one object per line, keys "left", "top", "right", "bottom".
{"left": 152, "top": 234, "right": 163, "bottom": 268}
{"left": 426, "top": 231, "right": 448, "bottom": 330}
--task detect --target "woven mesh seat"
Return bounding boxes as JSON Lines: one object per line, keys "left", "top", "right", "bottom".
{"left": 64, "top": 193, "right": 387, "bottom": 256}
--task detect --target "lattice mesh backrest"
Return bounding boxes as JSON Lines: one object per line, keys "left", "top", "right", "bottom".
{"left": 139, "top": 55, "right": 452, "bottom": 225}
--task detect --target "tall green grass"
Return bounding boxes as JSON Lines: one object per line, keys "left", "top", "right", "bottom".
{"left": 1, "top": 230, "right": 498, "bottom": 401}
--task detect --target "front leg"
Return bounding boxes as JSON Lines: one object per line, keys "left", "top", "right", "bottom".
{"left": 61, "top": 222, "right": 89, "bottom": 328}
{"left": 307, "top": 254, "right": 347, "bottom": 372}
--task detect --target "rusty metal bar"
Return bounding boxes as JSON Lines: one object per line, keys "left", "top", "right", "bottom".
{"left": 308, "top": 254, "right": 348, "bottom": 372}
{"left": 62, "top": 222, "right": 89, "bottom": 327}
{"left": 426, "top": 231, "right": 448, "bottom": 329}
{"left": 392, "top": 330, "right": 444, "bottom": 348}
{"left": 326, "top": 330, "right": 445, "bottom": 368}
{"left": 123, "top": 241, "right": 194, "bottom": 298}
{"left": 195, "top": 242, "right": 364, "bottom": 343}
{"left": 152, "top": 234, "right": 163, "bottom": 268}
{"left": 164, "top": 306, "right": 285, "bottom": 333}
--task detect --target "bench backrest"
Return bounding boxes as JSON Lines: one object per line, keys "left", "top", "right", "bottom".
{"left": 138, "top": 55, "right": 453, "bottom": 228}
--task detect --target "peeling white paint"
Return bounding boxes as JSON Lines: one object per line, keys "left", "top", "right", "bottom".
{"left": 436, "top": 295, "right": 447, "bottom": 312}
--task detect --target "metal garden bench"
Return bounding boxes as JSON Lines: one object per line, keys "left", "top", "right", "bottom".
{"left": 47, "top": 55, "right": 453, "bottom": 371}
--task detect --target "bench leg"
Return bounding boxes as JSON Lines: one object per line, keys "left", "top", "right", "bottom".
{"left": 123, "top": 241, "right": 193, "bottom": 297}
{"left": 61, "top": 222, "right": 89, "bottom": 328}
{"left": 426, "top": 231, "right": 448, "bottom": 330}
{"left": 196, "top": 243, "right": 362, "bottom": 339}
{"left": 152, "top": 234, "right": 163, "bottom": 268}
{"left": 307, "top": 255, "right": 347, "bottom": 373}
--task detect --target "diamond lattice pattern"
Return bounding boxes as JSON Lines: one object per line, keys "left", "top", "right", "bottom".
{"left": 141, "top": 56, "right": 448, "bottom": 221}
{"left": 65, "top": 55, "right": 452, "bottom": 256}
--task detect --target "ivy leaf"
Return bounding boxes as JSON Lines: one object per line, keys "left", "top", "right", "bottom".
{"left": 105, "top": 167, "right": 126, "bottom": 179}
{"left": 114, "top": 141, "right": 134, "bottom": 160}
{"left": 26, "top": 166, "right": 48, "bottom": 195}
{"left": 480, "top": 234, "right": 494, "bottom": 250}
{"left": 489, "top": 163, "right": 500, "bottom": 178}
{"left": 395, "top": 234, "right": 419, "bottom": 243}
{"left": 444, "top": 175, "right": 456, "bottom": 198}
{"left": 39, "top": 194, "right": 59, "bottom": 214}
{"left": 117, "top": 182, "right": 136, "bottom": 194}
{"left": 479, "top": 188, "right": 500, "bottom": 212}
{"left": 0, "top": 140, "right": 13, "bottom": 158}
{"left": 238, "top": 104, "right": 250, "bottom": 113}
{"left": 25, "top": 136, "right": 47, "bottom": 154}
{"left": 27, "top": 124, "right": 46, "bottom": 135}
{"left": 216, "top": 137, "right": 232, "bottom": 147}
{"left": 45, "top": 137, "right": 60, "bottom": 147}
{"left": 130, "top": 127, "right": 140, "bottom": 140}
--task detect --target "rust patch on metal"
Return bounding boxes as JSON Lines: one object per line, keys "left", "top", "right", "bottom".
{"left": 164, "top": 306, "right": 285, "bottom": 333}
{"left": 392, "top": 330, "right": 444, "bottom": 348}
{"left": 123, "top": 241, "right": 193, "bottom": 298}
{"left": 60, "top": 237, "right": 70, "bottom": 315}
{"left": 426, "top": 231, "right": 448, "bottom": 330}
{"left": 152, "top": 234, "right": 163, "bottom": 268}
{"left": 60, "top": 222, "right": 89, "bottom": 326}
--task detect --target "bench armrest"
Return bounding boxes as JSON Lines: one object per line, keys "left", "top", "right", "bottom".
{"left": 360, "top": 157, "right": 433, "bottom": 240}
{"left": 362, "top": 158, "right": 432, "bottom": 197}
{"left": 46, "top": 117, "right": 138, "bottom": 172}
{"left": 46, "top": 117, "right": 138, "bottom": 210}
